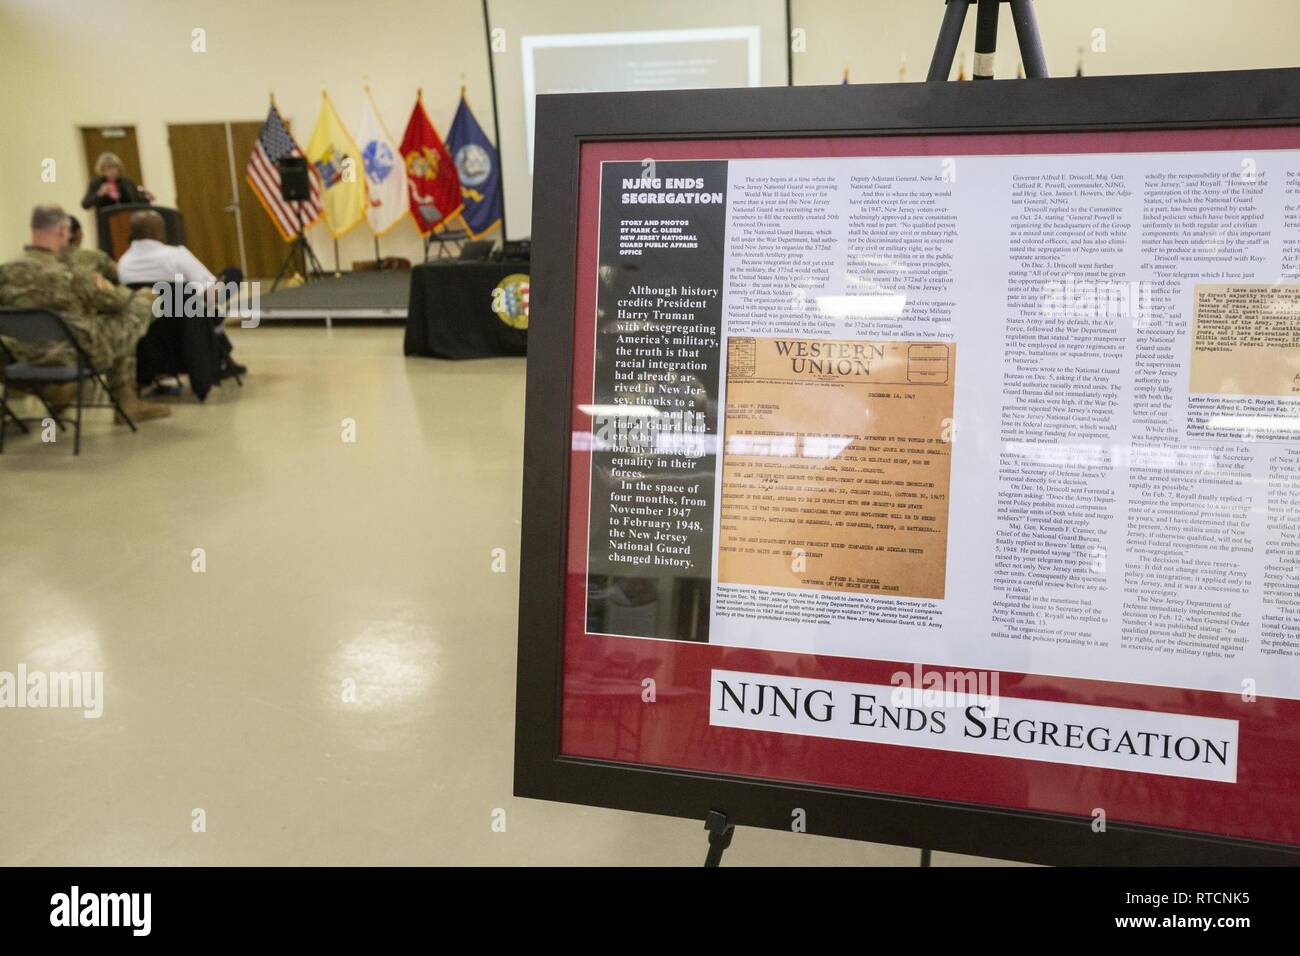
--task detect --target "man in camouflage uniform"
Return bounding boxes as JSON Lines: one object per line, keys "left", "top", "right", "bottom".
{"left": 0, "top": 204, "right": 168, "bottom": 422}
{"left": 62, "top": 214, "right": 162, "bottom": 356}
{"left": 61, "top": 215, "right": 118, "bottom": 283}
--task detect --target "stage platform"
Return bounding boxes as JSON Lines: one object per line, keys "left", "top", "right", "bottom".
{"left": 256, "top": 270, "right": 409, "bottom": 321}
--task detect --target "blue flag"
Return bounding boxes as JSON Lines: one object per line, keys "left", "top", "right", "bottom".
{"left": 446, "top": 95, "right": 502, "bottom": 238}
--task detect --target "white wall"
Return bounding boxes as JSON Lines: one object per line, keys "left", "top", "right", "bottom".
{"left": 1, "top": 0, "right": 1298, "bottom": 264}
{"left": 0, "top": 0, "right": 493, "bottom": 271}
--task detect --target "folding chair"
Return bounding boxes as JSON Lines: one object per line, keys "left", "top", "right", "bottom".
{"left": 423, "top": 221, "right": 470, "bottom": 262}
{"left": 0, "top": 307, "right": 135, "bottom": 455}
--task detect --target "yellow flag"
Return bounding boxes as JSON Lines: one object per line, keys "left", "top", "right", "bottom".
{"left": 306, "top": 91, "right": 368, "bottom": 237}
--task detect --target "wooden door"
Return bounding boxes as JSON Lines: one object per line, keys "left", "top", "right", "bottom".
{"left": 168, "top": 123, "right": 241, "bottom": 274}
{"left": 229, "top": 121, "right": 291, "bottom": 279}
{"left": 168, "top": 122, "right": 289, "bottom": 280}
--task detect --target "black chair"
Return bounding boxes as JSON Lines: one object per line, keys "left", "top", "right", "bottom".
{"left": 0, "top": 307, "right": 136, "bottom": 455}
{"left": 423, "top": 221, "right": 470, "bottom": 262}
{"left": 126, "top": 281, "right": 241, "bottom": 393}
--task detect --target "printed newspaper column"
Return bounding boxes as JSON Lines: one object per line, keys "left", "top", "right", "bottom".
{"left": 586, "top": 160, "right": 729, "bottom": 640}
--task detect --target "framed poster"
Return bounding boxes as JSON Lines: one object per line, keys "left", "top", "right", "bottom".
{"left": 514, "top": 68, "right": 1300, "bottom": 865}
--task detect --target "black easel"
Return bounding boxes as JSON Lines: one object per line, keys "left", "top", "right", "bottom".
{"left": 271, "top": 202, "right": 324, "bottom": 293}
{"left": 703, "top": 810, "right": 734, "bottom": 867}
{"left": 927, "top": 0, "right": 1048, "bottom": 82}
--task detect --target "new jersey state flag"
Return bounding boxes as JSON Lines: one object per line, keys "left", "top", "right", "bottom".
{"left": 446, "top": 93, "right": 502, "bottom": 238}
{"left": 399, "top": 92, "right": 462, "bottom": 236}
{"left": 356, "top": 88, "right": 409, "bottom": 236}
{"left": 306, "top": 91, "right": 368, "bottom": 238}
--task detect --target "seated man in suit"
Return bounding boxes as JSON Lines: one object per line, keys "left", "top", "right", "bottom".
{"left": 0, "top": 204, "right": 170, "bottom": 423}
{"left": 117, "top": 211, "right": 246, "bottom": 382}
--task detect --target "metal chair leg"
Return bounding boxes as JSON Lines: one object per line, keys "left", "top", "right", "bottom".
{"left": 73, "top": 371, "right": 84, "bottom": 455}
{"left": 98, "top": 369, "right": 135, "bottom": 432}
{"left": 1, "top": 406, "right": 27, "bottom": 437}
{"left": 35, "top": 387, "right": 66, "bottom": 431}
{"left": 1, "top": 393, "right": 30, "bottom": 445}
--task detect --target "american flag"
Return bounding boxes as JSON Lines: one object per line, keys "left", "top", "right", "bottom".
{"left": 245, "top": 103, "right": 323, "bottom": 241}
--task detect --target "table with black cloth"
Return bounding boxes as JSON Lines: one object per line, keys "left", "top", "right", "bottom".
{"left": 404, "top": 260, "right": 529, "bottom": 359}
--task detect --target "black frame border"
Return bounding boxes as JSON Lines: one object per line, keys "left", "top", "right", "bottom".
{"left": 515, "top": 68, "right": 1300, "bottom": 866}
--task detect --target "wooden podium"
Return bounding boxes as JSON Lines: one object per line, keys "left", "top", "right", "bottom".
{"left": 96, "top": 204, "right": 186, "bottom": 258}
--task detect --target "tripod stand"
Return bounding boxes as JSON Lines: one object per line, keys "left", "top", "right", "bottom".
{"left": 927, "top": 0, "right": 1048, "bottom": 82}
{"left": 271, "top": 201, "right": 325, "bottom": 293}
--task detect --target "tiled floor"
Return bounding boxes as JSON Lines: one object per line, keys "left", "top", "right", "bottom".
{"left": 0, "top": 324, "right": 1013, "bottom": 865}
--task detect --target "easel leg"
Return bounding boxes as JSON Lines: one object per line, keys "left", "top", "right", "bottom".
{"left": 1009, "top": 0, "right": 1049, "bottom": 77}
{"left": 703, "top": 810, "right": 735, "bottom": 867}
{"left": 926, "top": 0, "right": 971, "bottom": 81}
{"left": 973, "top": 0, "right": 1000, "bottom": 79}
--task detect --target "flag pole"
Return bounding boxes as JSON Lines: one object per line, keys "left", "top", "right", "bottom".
{"left": 364, "top": 79, "right": 382, "bottom": 264}
{"left": 479, "top": 0, "right": 508, "bottom": 240}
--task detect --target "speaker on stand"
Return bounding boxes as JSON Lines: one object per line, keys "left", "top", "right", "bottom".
{"left": 270, "top": 156, "right": 325, "bottom": 292}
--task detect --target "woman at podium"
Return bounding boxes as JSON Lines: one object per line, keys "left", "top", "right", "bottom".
{"left": 81, "top": 151, "right": 154, "bottom": 210}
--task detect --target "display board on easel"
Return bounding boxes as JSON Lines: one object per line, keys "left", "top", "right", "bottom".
{"left": 514, "top": 61, "right": 1300, "bottom": 865}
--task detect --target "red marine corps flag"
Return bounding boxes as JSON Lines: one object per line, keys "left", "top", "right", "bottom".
{"left": 399, "top": 90, "right": 463, "bottom": 235}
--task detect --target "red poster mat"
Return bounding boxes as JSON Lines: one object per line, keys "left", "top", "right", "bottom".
{"left": 560, "top": 126, "right": 1300, "bottom": 848}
